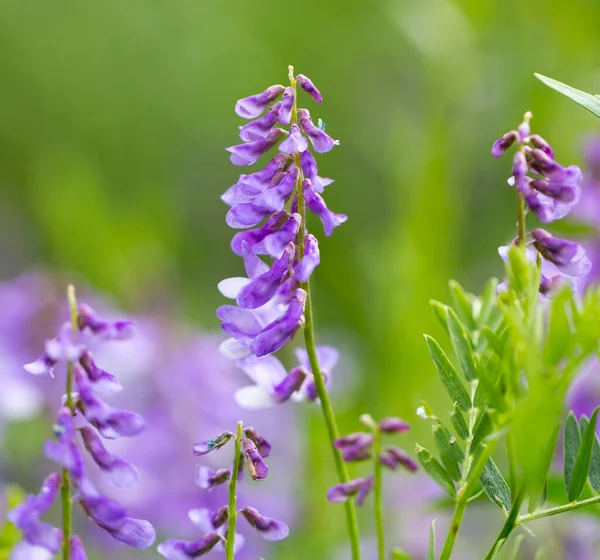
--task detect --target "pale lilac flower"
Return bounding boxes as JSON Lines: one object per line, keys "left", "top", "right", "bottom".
{"left": 298, "top": 109, "right": 339, "bottom": 153}
{"left": 303, "top": 179, "right": 347, "bottom": 236}
{"left": 327, "top": 476, "right": 374, "bottom": 506}
{"left": 235, "top": 85, "right": 285, "bottom": 119}
{"left": 227, "top": 128, "right": 287, "bottom": 166}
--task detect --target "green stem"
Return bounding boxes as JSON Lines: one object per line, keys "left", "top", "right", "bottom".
{"left": 372, "top": 426, "right": 385, "bottom": 560}
{"left": 519, "top": 494, "right": 600, "bottom": 524}
{"left": 225, "top": 421, "right": 244, "bottom": 560}
{"left": 62, "top": 285, "right": 78, "bottom": 560}
{"left": 483, "top": 489, "right": 525, "bottom": 560}
{"left": 288, "top": 65, "right": 361, "bottom": 560}
{"left": 506, "top": 431, "right": 518, "bottom": 498}
{"left": 516, "top": 190, "right": 526, "bottom": 245}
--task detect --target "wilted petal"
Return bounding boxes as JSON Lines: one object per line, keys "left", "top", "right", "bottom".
{"left": 239, "top": 102, "right": 281, "bottom": 141}
{"left": 235, "top": 85, "right": 285, "bottom": 119}
{"left": 240, "top": 507, "right": 289, "bottom": 541}
{"left": 528, "top": 148, "right": 570, "bottom": 182}
{"left": 193, "top": 431, "right": 235, "bottom": 456}
{"left": 242, "top": 438, "right": 269, "bottom": 480}
{"left": 296, "top": 74, "right": 323, "bottom": 103}
{"left": 157, "top": 533, "right": 221, "bottom": 559}
{"left": 278, "top": 87, "right": 295, "bottom": 125}
{"left": 10, "top": 542, "right": 54, "bottom": 560}
{"left": 298, "top": 109, "right": 338, "bottom": 153}
{"left": 243, "top": 427, "right": 271, "bottom": 457}
{"left": 303, "top": 180, "right": 347, "bottom": 236}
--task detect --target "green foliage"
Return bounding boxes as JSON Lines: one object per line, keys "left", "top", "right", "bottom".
{"left": 427, "top": 520, "right": 436, "bottom": 560}
{"left": 432, "top": 421, "right": 465, "bottom": 482}
{"left": 535, "top": 73, "right": 600, "bottom": 119}
{"left": 416, "top": 445, "right": 456, "bottom": 497}
{"left": 0, "top": 486, "right": 26, "bottom": 558}
{"left": 480, "top": 459, "right": 511, "bottom": 513}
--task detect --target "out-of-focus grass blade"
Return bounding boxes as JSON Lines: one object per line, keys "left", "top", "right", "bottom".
{"left": 427, "top": 519, "right": 436, "bottom": 560}
{"left": 535, "top": 73, "right": 600, "bottom": 118}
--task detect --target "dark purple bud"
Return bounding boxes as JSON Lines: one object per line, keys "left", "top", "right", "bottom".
{"left": 239, "top": 103, "right": 282, "bottom": 142}
{"left": 379, "top": 417, "right": 411, "bottom": 434}
{"left": 491, "top": 131, "right": 519, "bottom": 157}
{"left": 278, "top": 124, "right": 308, "bottom": 154}
{"left": 193, "top": 431, "right": 235, "bottom": 456}
{"left": 227, "top": 128, "right": 286, "bottom": 166}
{"left": 70, "top": 536, "right": 88, "bottom": 560}
{"left": 299, "top": 150, "right": 334, "bottom": 193}
{"left": 531, "top": 229, "right": 592, "bottom": 277}
{"left": 379, "top": 446, "right": 418, "bottom": 472}
{"left": 298, "top": 109, "right": 338, "bottom": 153}
{"left": 296, "top": 74, "right": 323, "bottom": 103}
{"left": 294, "top": 234, "right": 320, "bottom": 283}
{"left": 273, "top": 366, "right": 307, "bottom": 403}
{"left": 278, "top": 87, "right": 295, "bottom": 125}
{"left": 77, "top": 304, "right": 135, "bottom": 340}
{"left": 79, "top": 350, "right": 123, "bottom": 395}
{"left": 303, "top": 179, "right": 347, "bottom": 236}
{"left": 81, "top": 427, "right": 139, "bottom": 487}
{"left": 327, "top": 476, "right": 374, "bottom": 506}
{"left": 334, "top": 432, "right": 374, "bottom": 462}
{"left": 235, "top": 85, "right": 285, "bottom": 119}
{"left": 194, "top": 465, "right": 231, "bottom": 490}
{"left": 251, "top": 289, "right": 306, "bottom": 357}
{"left": 239, "top": 506, "right": 289, "bottom": 541}
{"left": 242, "top": 438, "right": 269, "bottom": 480}
{"left": 243, "top": 427, "right": 272, "bottom": 458}
{"left": 264, "top": 213, "right": 301, "bottom": 258}
{"left": 157, "top": 533, "right": 221, "bottom": 559}
{"left": 517, "top": 112, "right": 532, "bottom": 140}
{"left": 528, "top": 134, "right": 554, "bottom": 159}
{"left": 529, "top": 178, "right": 580, "bottom": 204}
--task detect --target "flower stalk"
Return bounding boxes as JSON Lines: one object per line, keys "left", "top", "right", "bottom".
{"left": 225, "top": 421, "right": 244, "bottom": 560}
{"left": 371, "top": 423, "right": 385, "bottom": 560}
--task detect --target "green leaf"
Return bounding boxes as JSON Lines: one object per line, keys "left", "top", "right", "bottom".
{"left": 446, "top": 308, "right": 477, "bottom": 381}
{"left": 416, "top": 445, "right": 456, "bottom": 497}
{"left": 544, "top": 287, "right": 574, "bottom": 366}
{"left": 569, "top": 407, "right": 600, "bottom": 501}
{"left": 392, "top": 549, "right": 413, "bottom": 560}
{"left": 424, "top": 335, "right": 471, "bottom": 411}
{"left": 477, "top": 277, "right": 499, "bottom": 326}
{"left": 427, "top": 519, "right": 436, "bottom": 560}
{"left": 480, "top": 326, "right": 506, "bottom": 358}
{"left": 471, "top": 410, "right": 492, "bottom": 451}
{"left": 528, "top": 422, "right": 561, "bottom": 513}
{"left": 564, "top": 412, "right": 581, "bottom": 498}
{"left": 430, "top": 300, "right": 449, "bottom": 334}
{"left": 480, "top": 458, "right": 511, "bottom": 512}
{"left": 535, "top": 73, "right": 600, "bottom": 119}
{"left": 585, "top": 417, "right": 600, "bottom": 493}
{"left": 449, "top": 280, "right": 476, "bottom": 330}
{"left": 450, "top": 405, "right": 469, "bottom": 440}
{"left": 433, "top": 421, "right": 465, "bottom": 481}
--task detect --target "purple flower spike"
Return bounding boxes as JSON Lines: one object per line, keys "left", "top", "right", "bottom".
{"left": 491, "top": 131, "right": 520, "bottom": 157}
{"left": 303, "top": 179, "right": 347, "bottom": 236}
{"left": 242, "top": 438, "right": 269, "bottom": 480}
{"left": 194, "top": 465, "right": 231, "bottom": 490}
{"left": 239, "top": 507, "right": 289, "bottom": 541}
{"left": 193, "top": 431, "right": 235, "bottom": 456}
{"left": 250, "top": 288, "right": 306, "bottom": 357}
{"left": 8, "top": 473, "right": 62, "bottom": 554}
{"left": 235, "top": 85, "right": 285, "bottom": 119}
{"left": 43, "top": 407, "right": 84, "bottom": 479}
{"left": 243, "top": 427, "right": 272, "bottom": 457}
{"left": 294, "top": 234, "right": 320, "bottom": 282}
{"left": 279, "top": 87, "right": 295, "bottom": 125}
{"left": 296, "top": 74, "right": 323, "bottom": 103}
{"left": 299, "top": 150, "right": 334, "bottom": 193}
{"left": 77, "top": 304, "right": 135, "bottom": 340}
{"left": 278, "top": 124, "right": 308, "bottom": 154}
{"left": 379, "top": 446, "right": 418, "bottom": 472}
{"left": 227, "top": 128, "right": 286, "bottom": 166}
{"left": 327, "top": 476, "right": 374, "bottom": 506}
{"left": 236, "top": 243, "right": 295, "bottom": 309}
{"left": 379, "top": 417, "right": 411, "bottom": 434}
{"left": 158, "top": 533, "right": 221, "bottom": 559}
{"left": 79, "top": 350, "right": 123, "bottom": 395}
{"left": 298, "top": 109, "right": 338, "bottom": 153}
{"left": 531, "top": 229, "right": 592, "bottom": 277}
{"left": 69, "top": 536, "right": 88, "bottom": 560}
{"left": 239, "top": 103, "right": 281, "bottom": 142}
{"left": 81, "top": 427, "right": 139, "bottom": 487}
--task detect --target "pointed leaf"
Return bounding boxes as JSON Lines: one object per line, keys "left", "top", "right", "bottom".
{"left": 569, "top": 407, "right": 600, "bottom": 501}
{"left": 416, "top": 445, "right": 456, "bottom": 497}
{"left": 471, "top": 410, "right": 492, "bottom": 451}
{"left": 528, "top": 423, "right": 561, "bottom": 513}
{"left": 433, "top": 421, "right": 465, "bottom": 481}
{"left": 477, "top": 277, "right": 499, "bottom": 327}
{"left": 586, "top": 418, "right": 600, "bottom": 493}
{"left": 564, "top": 412, "right": 581, "bottom": 497}
{"left": 480, "top": 326, "right": 507, "bottom": 358}
{"left": 446, "top": 308, "right": 477, "bottom": 381}
{"left": 450, "top": 405, "right": 469, "bottom": 440}
{"left": 427, "top": 519, "right": 436, "bottom": 560}
{"left": 480, "top": 458, "right": 511, "bottom": 512}
{"left": 424, "top": 335, "right": 471, "bottom": 411}
{"left": 430, "top": 300, "right": 449, "bottom": 334}
{"left": 449, "top": 280, "right": 476, "bottom": 330}
{"left": 535, "top": 73, "right": 600, "bottom": 119}
{"left": 392, "top": 549, "right": 413, "bottom": 560}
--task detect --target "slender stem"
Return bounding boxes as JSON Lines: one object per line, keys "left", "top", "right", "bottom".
{"left": 516, "top": 190, "right": 526, "bottom": 245}
{"left": 62, "top": 285, "right": 78, "bottom": 560}
{"left": 440, "top": 497, "right": 468, "bottom": 560}
{"left": 506, "top": 432, "right": 518, "bottom": 498}
{"left": 288, "top": 65, "right": 361, "bottom": 560}
{"left": 372, "top": 425, "right": 385, "bottom": 560}
{"left": 483, "top": 488, "right": 524, "bottom": 560}
{"left": 226, "top": 421, "right": 244, "bottom": 560}
{"left": 519, "top": 494, "right": 600, "bottom": 524}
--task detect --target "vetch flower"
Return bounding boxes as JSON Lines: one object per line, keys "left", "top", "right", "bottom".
{"left": 294, "top": 234, "right": 320, "bottom": 282}
{"left": 242, "top": 438, "right": 269, "bottom": 480}
{"left": 43, "top": 407, "right": 84, "bottom": 479}
{"left": 278, "top": 124, "right": 308, "bottom": 154}
{"left": 278, "top": 87, "right": 295, "bottom": 125}
{"left": 296, "top": 74, "right": 322, "bottom": 103}
{"left": 299, "top": 150, "right": 334, "bottom": 193}
{"left": 303, "top": 179, "right": 347, "bottom": 236}
{"left": 227, "top": 128, "right": 287, "bottom": 166}
{"left": 531, "top": 228, "right": 592, "bottom": 277}
{"left": 195, "top": 465, "right": 231, "bottom": 490}
{"left": 379, "top": 446, "right": 419, "bottom": 472}
{"left": 239, "top": 102, "right": 282, "bottom": 142}
{"left": 239, "top": 507, "right": 289, "bottom": 541}
{"left": 334, "top": 432, "right": 374, "bottom": 462}
{"left": 298, "top": 108, "right": 338, "bottom": 153}
{"left": 379, "top": 417, "right": 411, "bottom": 434}
{"left": 193, "top": 431, "right": 235, "bottom": 456}
{"left": 327, "top": 476, "right": 374, "bottom": 506}
{"left": 235, "top": 85, "right": 285, "bottom": 119}
{"left": 77, "top": 304, "right": 135, "bottom": 340}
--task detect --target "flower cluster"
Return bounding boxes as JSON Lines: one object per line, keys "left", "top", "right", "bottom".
{"left": 492, "top": 112, "right": 591, "bottom": 294}
{"left": 217, "top": 67, "right": 346, "bottom": 379}
{"left": 9, "top": 297, "right": 155, "bottom": 558}
{"left": 158, "top": 424, "right": 288, "bottom": 558}
{"left": 327, "top": 416, "right": 417, "bottom": 505}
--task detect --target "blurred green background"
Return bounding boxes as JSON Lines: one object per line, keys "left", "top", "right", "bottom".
{"left": 1, "top": 0, "right": 599, "bottom": 557}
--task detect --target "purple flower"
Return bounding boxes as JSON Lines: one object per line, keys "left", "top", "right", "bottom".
{"left": 278, "top": 87, "right": 295, "bottom": 125}
{"left": 294, "top": 234, "right": 320, "bottom": 282}
{"left": 24, "top": 322, "right": 83, "bottom": 378}
{"left": 77, "top": 304, "right": 135, "bottom": 340}
{"left": 188, "top": 506, "right": 229, "bottom": 531}
{"left": 299, "top": 150, "right": 334, "bottom": 193}
{"left": 263, "top": 214, "right": 301, "bottom": 258}
{"left": 235, "top": 85, "right": 285, "bottom": 119}
{"left": 242, "top": 438, "right": 269, "bottom": 480}
{"left": 303, "top": 179, "right": 347, "bottom": 236}
{"left": 239, "top": 506, "right": 289, "bottom": 541}
{"left": 243, "top": 427, "right": 272, "bottom": 457}
{"left": 379, "top": 446, "right": 419, "bottom": 472}
{"left": 327, "top": 476, "right": 374, "bottom": 506}
{"left": 491, "top": 131, "right": 520, "bottom": 157}
{"left": 379, "top": 417, "right": 411, "bottom": 434}
{"left": 278, "top": 123, "right": 308, "bottom": 154}
{"left": 239, "top": 103, "right": 282, "bottom": 142}
{"left": 230, "top": 212, "right": 290, "bottom": 256}
{"left": 334, "top": 432, "right": 374, "bottom": 462}
{"left": 296, "top": 74, "right": 323, "bottom": 103}
{"left": 298, "top": 109, "right": 338, "bottom": 153}
{"left": 294, "top": 345, "right": 339, "bottom": 401}
{"left": 158, "top": 532, "right": 222, "bottom": 559}
{"left": 69, "top": 536, "right": 88, "bottom": 560}
{"left": 79, "top": 350, "right": 123, "bottom": 395}
{"left": 195, "top": 465, "right": 231, "bottom": 490}
{"left": 193, "top": 431, "right": 235, "bottom": 456}
{"left": 227, "top": 128, "right": 286, "bottom": 166}
{"left": 43, "top": 407, "right": 84, "bottom": 479}
{"left": 531, "top": 229, "right": 592, "bottom": 277}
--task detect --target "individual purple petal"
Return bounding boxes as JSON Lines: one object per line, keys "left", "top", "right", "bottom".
{"left": 278, "top": 124, "right": 308, "bottom": 154}
{"left": 539, "top": 274, "right": 565, "bottom": 297}
{"left": 532, "top": 229, "right": 592, "bottom": 277}
{"left": 379, "top": 446, "right": 418, "bottom": 472}
{"left": 528, "top": 148, "right": 570, "bottom": 182}
{"left": 303, "top": 179, "right": 347, "bottom": 236}
{"left": 193, "top": 431, "right": 235, "bottom": 456}
{"left": 491, "top": 131, "right": 519, "bottom": 157}
{"left": 263, "top": 213, "right": 301, "bottom": 258}
{"left": 239, "top": 507, "right": 289, "bottom": 541}
{"left": 226, "top": 202, "right": 271, "bottom": 229}
{"left": 78, "top": 477, "right": 127, "bottom": 529}
{"left": 530, "top": 178, "right": 581, "bottom": 204}
{"left": 243, "top": 427, "right": 272, "bottom": 457}
{"left": 239, "top": 102, "right": 282, "bottom": 141}
{"left": 194, "top": 465, "right": 231, "bottom": 490}
{"left": 230, "top": 212, "right": 290, "bottom": 256}
{"left": 236, "top": 243, "right": 294, "bottom": 309}
{"left": 105, "top": 517, "right": 156, "bottom": 549}
{"left": 294, "top": 234, "right": 320, "bottom": 282}
{"left": 251, "top": 289, "right": 306, "bottom": 357}
{"left": 77, "top": 304, "right": 135, "bottom": 340}
{"left": 79, "top": 350, "right": 123, "bottom": 395}
{"left": 326, "top": 476, "right": 374, "bottom": 506}
{"left": 81, "top": 427, "right": 139, "bottom": 487}
{"left": 240, "top": 241, "right": 270, "bottom": 279}
{"left": 242, "top": 438, "right": 269, "bottom": 480}
{"left": 235, "top": 85, "right": 285, "bottom": 119}
{"left": 69, "top": 536, "right": 88, "bottom": 560}
{"left": 227, "top": 128, "right": 286, "bottom": 166}
{"left": 218, "top": 337, "right": 252, "bottom": 360}
{"left": 298, "top": 109, "right": 338, "bottom": 153}
{"left": 528, "top": 134, "right": 554, "bottom": 159}
{"left": 237, "top": 154, "right": 292, "bottom": 188}
{"left": 299, "top": 150, "right": 334, "bottom": 193}
{"left": 221, "top": 183, "right": 238, "bottom": 207}
{"left": 379, "top": 417, "right": 411, "bottom": 434}
{"left": 217, "top": 305, "right": 265, "bottom": 340}
{"left": 272, "top": 366, "right": 307, "bottom": 404}
{"left": 217, "top": 277, "right": 250, "bottom": 300}
{"left": 234, "top": 354, "right": 288, "bottom": 409}
{"left": 296, "top": 74, "right": 323, "bottom": 103}
{"left": 278, "top": 87, "right": 295, "bottom": 125}
{"left": 157, "top": 533, "right": 221, "bottom": 559}
{"left": 24, "top": 354, "right": 56, "bottom": 378}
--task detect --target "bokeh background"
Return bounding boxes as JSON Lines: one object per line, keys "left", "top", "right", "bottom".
{"left": 1, "top": 1, "right": 600, "bottom": 558}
